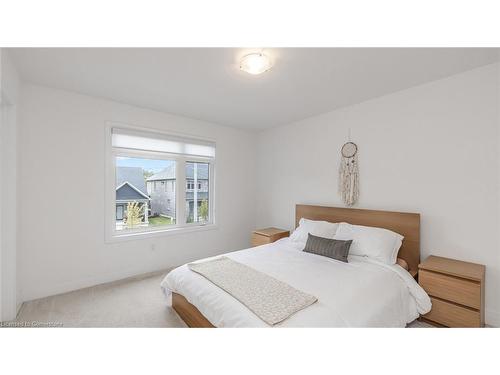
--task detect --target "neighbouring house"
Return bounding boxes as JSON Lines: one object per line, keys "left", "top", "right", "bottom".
{"left": 115, "top": 166, "right": 150, "bottom": 225}
{"left": 147, "top": 163, "right": 209, "bottom": 222}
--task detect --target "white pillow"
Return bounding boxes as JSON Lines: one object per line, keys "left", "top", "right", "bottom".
{"left": 333, "top": 222, "right": 403, "bottom": 264}
{"left": 290, "top": 218, "right": 339, "bottom": 246}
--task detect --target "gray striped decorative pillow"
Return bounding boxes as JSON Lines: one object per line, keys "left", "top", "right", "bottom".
{"left": 303, "top": 233, "right": 352, "bottom": 263}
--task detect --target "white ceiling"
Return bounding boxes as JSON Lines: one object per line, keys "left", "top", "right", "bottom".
{"left": 9, "top": 48, "right": 499, "bottom": 130}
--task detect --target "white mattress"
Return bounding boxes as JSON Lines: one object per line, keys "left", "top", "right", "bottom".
{"left": 161, "top": 238, "right": 431, "bottom": 327}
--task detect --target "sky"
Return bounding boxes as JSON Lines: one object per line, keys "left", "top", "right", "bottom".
{"left": 116, "top": 157, "right": 174, "bottom": 173}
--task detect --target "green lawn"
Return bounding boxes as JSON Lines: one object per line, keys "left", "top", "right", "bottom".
{"left": 148, "top": 216, "right": 173, "bottom": 226}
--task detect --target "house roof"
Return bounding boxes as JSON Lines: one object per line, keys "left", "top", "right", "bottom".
{"left": 116, "top": 167, "right": 148, "bottom": 196}
{"left": 116, "top": 183, "right": 149, "bottom": 201}
{"left": 147, "top": 163, "right": 208, "bottom": 181}
{"left": 147, "top": 164, "right": 175, "bottom": 181}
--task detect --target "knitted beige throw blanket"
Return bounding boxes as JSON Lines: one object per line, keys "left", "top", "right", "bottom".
{"left": 188, "top": 257, "right": 317, "bottom": 326}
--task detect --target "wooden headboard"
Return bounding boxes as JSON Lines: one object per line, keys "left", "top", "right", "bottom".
{"left": 296, "top": 204, "right": 420, "bottom": 275}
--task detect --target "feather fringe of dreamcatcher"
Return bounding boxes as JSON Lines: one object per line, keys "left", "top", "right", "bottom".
{"left": 339, "top": 153, "right": 359, "bottom": 206}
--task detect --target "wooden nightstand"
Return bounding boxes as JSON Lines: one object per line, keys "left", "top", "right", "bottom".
{"left": 418, "top": 255, "right": 485, "bottom": 327}
{"left": 251, "top": 228, "right": 289, "bottom": 247}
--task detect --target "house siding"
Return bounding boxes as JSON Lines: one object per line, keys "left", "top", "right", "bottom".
{"left": 148, "top": 178, "right": 209, "bottom": 219}
{"left": 149, "top": 179, "right": 176, "bottom": 218}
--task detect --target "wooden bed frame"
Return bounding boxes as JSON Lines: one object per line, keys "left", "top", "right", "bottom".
{"left": 172, "top": 204, "right": 421, "bottom": 328}
{"left": 172, "top": 292, "right": 215, "bottom": 327}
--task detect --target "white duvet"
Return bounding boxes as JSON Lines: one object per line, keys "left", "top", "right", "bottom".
{"left": 161, "top": 238, "right": 431, "bottom": 327}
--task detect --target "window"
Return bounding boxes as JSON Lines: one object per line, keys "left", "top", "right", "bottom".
{"left": 116, "top": 205, "right": 124, "bottom": 220}
{"left": 107, "top": 126, "right": 215, "bottom": 239}
{"left": 186, "top": 162, "right": 210, "bottom": 224}
{"left": 115, "top": 156, "right": 176, "bottom": 232}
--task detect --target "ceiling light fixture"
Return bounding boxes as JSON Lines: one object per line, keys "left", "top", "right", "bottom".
{"left": 240, "top": 53, "right": 272, "bottom": 75}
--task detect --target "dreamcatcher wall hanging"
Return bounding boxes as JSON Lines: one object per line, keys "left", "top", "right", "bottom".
{"left": 339, "top": 140, "right": 359, "bottom": 206}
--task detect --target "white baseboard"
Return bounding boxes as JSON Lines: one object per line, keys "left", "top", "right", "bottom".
{"left": 20, "top": 265, "right": 172, "bottom": 303}
{"left": 486, "top": 308, "right": 499, "bottom": 327}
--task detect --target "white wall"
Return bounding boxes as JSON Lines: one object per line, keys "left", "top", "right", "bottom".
{"left": 18, "top": 84, "right": 256, "bottom": 301}
{"left": 256, "top": 63, "right": 500, "bottom": 326}
{"left": 13, "top": 59, "right": 500, "bottom": 327}
{"left": 0, "top": 49, "right": 20, "bottom": 321}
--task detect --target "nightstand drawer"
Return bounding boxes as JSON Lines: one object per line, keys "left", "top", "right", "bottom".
{"left": 251, "top": 233, "right": 271, "bottom": 247}
{"left": 424, "top": 298, "right": 480, "bottom": 327}
{"left": 419, "top": 269, "right": 481, "bottom": 309}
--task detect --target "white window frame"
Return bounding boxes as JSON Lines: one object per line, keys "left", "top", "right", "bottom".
{"left": 105, "top": 122, "right": 216, "bottom": 242}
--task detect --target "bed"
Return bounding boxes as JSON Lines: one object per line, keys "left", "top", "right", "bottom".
{"left": 161, "top": 205, "right": 432, "bottom": 327}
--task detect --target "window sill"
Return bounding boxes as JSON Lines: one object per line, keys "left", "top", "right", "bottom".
{"left": 106, "top": 223, "right": 218, "bottom": 243}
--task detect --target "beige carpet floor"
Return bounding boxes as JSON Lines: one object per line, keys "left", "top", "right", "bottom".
{"left": 14, "top": 271, "right": 431, "bottom": 328}
{"left": 15, "top": 271, "right": 186, "bottom": 328}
